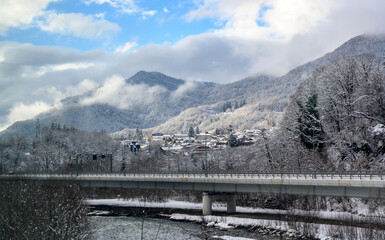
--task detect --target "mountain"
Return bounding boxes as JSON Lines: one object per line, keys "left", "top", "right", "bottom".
{"left": 0, "top": 70, "right": 264, "bottom": 137}
{"left": 140, "top": 34, "right": 385, "bottom": 134}
{"left": 1, "top": 34, "right": 385, "bottom": 138}
{"left": 126, "top": 71, "right": 185, "bottom": 90}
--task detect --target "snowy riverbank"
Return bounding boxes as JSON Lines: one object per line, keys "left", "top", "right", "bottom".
{"left": 87, "top": 199, "right": 385, "bottom": 239}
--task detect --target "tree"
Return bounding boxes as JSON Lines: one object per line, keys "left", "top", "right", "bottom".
{"left": 229, "top": 134, "right": 238, "bottom": 147}
{"left": 297, "top": 93, "right": 326, "bottom": 150}
{"left": 195, "top": 126, "right": 200, "bottom": 134}
{"left": 0, "top": 180, "right": 90, "bottom": 239}
{"left": 135, "top": 127, "right": 143, "bottom": 141}
{"left": 188, "top": 126, "right": 195, "bottom": 138}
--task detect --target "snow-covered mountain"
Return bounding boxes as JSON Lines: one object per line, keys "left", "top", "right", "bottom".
{"left": 1, "top": 34, "right": 384, "bottom": 137}
{"left": 0, "top": 70, "right": 270, "bottom": 137}
{"left": 140, "top": 34, "right": 385, "bottom": 134}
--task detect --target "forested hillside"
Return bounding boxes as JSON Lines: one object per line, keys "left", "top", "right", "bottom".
{"left": 144, "top": 34, "right": 385, "bottom": 134}
{"left": 262, "top": 56, "right": 385, "bottom": 171}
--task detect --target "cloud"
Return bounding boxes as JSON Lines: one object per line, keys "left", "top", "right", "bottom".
{"left": 185, "top": 0, "right": 334, "bottom": 40}
{"left": 66, "top": 79, "right": 99, "bottom": 96}
{"left": 84, "top": 0, "right": 138, "bottom": 14}
{"left": 115, "top": 41, "right": 138, "bottom": 53}
{"left": 30, "top": 62, "right": 95, "bottom": 78}
{"left": 0, "top": 78, "right": 99, "bottom": 130}
{"left": 35, "top": 79, "right": 99, "bottom": 102}
{"left": 263, "top": 0, "right": 333, "bottom": 38}
{"left": 85, "top": 0, "right": 156, "bottom": 17}
{"left": 1, "top": 0, "right": 385, "bottom": 132}
{"left": 39, "top": 12, "right": 121, "bottom": 38}
{"left": 163, "top": 8, "right": 169, "bottom": 13}
{"left": 0, "top": 0, "right": 56, "bottom": 35}
{"left": 80, "top": 75, "right": 166, "bottom": 109}
{"left": 171, "top": 81, "right": 198, "bottom": 99}
{"left": 141, "top": 10, "right": 157, "bottom": 19}
{"left": 0, "top": 101, "right": 53, "bottom": 131}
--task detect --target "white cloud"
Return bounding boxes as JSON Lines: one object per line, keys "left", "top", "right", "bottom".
{"left": 35, "top": 79, "right": 99, "bottom": 102}
{"left": 0, "top": 0, "right": 56, "bottom": 35}
{"left": 85, "top": 0, "right": 138, "bottom": 13}
{"left": 85, "top": 0, "right": 157, "bottom": 17}
{"left": 163, "top": 8, "right": 169, "bottom": 13}
{"left": 51, "top": 62, "right": 94, "bottom": 71}
{"left": 80, "top": 75, "right": 165, "bottom": 109}
{"left": 39, "top": 12, "right": 121, "bottom": 38}
{"left": 264, "top": 0, "right": 333, "bottom": 38}
{"left": 30, "top": 62, "right": 95, "bottom": 77}
{"left": 171, "top": 81, "right": 197, "bottom": 99}
{"left": 1, "top": 0, "right": 385, "bottom": 132}
{"left": 115, "top": 42, "right": 138, "bottom": 53}
{"left": 0, "top": 101, "right": 53, "bottom": 131}
{"left": 185, "top": 0, "right": 333, "bottom": 40}
{"left": 65, "top": 79, "right": 99, "bottom": 96}
{"left": 142, "top": 10, "right": 157, "bottom": 17}
{"left": 94, "top": 12, "right": 106, "bottom": 18}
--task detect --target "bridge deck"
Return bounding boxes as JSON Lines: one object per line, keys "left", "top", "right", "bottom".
{"left": 1, "top": 173, "right": 384, "bottom": 198}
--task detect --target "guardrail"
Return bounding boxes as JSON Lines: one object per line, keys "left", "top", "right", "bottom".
{"left": 1, "top": 170, "right": 384, "bottom": 180}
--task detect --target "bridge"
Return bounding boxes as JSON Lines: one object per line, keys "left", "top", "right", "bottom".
{"left": 1, "top": 171, "right": 384, "bottom": 215}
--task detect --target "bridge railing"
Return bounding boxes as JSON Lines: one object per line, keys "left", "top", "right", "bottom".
{"left": 1, "top": 170, "right": 384, "bottom": 180}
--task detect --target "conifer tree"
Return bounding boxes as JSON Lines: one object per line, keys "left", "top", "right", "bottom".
{"left": 188, "top": 126, "right": 195, "bottom": 138}
{"left": 297, "top": 93, "right": 325, "bottom": 149}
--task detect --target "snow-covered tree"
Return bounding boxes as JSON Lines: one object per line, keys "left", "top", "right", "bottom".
{"left": 188, "top": 126, "right": 195, "bottom": 138}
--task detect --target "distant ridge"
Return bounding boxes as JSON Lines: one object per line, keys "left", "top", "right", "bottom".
{"left": 1, "top": 34, "right": 385, "bottom": 137}
{"left": 126, "top": 71, "right": 185, "bottom": 91}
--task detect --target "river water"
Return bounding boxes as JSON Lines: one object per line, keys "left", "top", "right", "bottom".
{"left": 89, "top": 216, "right": 277, "bottom": 240}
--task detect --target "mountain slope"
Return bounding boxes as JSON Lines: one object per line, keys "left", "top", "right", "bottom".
{"left": 2, "top": 34, "right": 384, "bottom": 138}
{"left": 0, "top": 71, "right": 272, "bottom": 137}
{"left": 143, "top": 34, "right": 385, "bottom": 134}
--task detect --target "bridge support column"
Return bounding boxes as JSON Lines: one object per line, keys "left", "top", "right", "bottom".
{"left": 202, "top": 192, "right": 212, "bottom": 215}
{"left": 227, "top": 194, "right": 236, "bottom": 214}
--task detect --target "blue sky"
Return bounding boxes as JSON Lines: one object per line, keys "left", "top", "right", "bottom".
{"left": 0, "top": 0, "right": 384, "bottom": 131}
{"left": 0, "top": 0, "right": 219, "bottom": 51}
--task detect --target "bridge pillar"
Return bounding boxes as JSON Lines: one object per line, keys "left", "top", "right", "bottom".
{"left": 202, "top": 192, "right": 212, "bottom": 215}
{"left": 227, "top": 194, "right": 236, "bottom": 214}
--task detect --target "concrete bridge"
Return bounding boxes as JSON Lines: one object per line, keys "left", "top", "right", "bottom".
{"left": 1, "top": 171, "right": 384, "bottom": 215}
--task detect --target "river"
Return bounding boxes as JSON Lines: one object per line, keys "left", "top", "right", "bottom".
{"left": 89, "top": 216, "right": 279, "bottom": 240}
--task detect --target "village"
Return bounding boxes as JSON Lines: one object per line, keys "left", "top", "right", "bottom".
{"left": 121, "top": 125, "right": 271, "bottom": 157}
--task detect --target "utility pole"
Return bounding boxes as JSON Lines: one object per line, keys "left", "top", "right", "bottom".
{"left": 58, "top": 143, "right": 61, "bottom": 174}
{"left": 0, "top": 150, "right": 3, "bottom": 174}
{"left": 177, "top": 153, "right": 180, "bottom": 173}
{"left": 312, "top": 128, "right": 317, "bottom": 179}
{"left": 122, "top": 144, "right": 126, "bottom": 176}
{"left": 76, "top": 154, "right": 79, "bottom": 176}
{"left": 205, "top": 139, "right": 208, "bottom": 177}
{"left": 110, "top": 154, "right": 113, "bottom": 173}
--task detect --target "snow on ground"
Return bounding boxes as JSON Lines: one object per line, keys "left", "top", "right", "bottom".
{"left": 169, "top": 213, "right": 289, "bottom": 231}
{"left": 168, "top": 213, "right": 383, "bottom": 240}
{"left": 87, "top": 198, "right": 385, "bottom": 240}
{"left": 86, "top": 198, "right": 383, "bottom": 222}
{"left": 87, "top": 199, "right": 203, "bottom": 210}
{"left": 213, "top": 235, "right": 258, "bottom": 240}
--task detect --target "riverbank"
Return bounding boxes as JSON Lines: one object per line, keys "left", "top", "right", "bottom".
{"left": 87, "top": 199, "right": 385, "bottom": 239}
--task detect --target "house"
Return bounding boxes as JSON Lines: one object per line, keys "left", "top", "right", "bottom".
{"left": 195, "top": 133, "right": 212, "bottom": 141}
{"left": 148, "top": 133, "right": 164, "bottom": 142}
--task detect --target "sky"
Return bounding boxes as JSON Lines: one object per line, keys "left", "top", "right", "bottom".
{"left": 0, "top": 0, "right": 384, "bottom": 131}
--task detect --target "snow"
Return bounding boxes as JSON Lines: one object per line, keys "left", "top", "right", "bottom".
{"left": 86, "top": 199, "right": 203, "bottom": 210}
{"left": 213, "top": 235, "right": 257, "bottom": 240}
{"left": 86, "top": 198, "right": 382, "bottom": 221}
{"left": 372, "top": 124, "right": 385, "bottom": 135}
{"left": 87, "top": 210, "right": 111, "bottom": 216}
{"left": 87, "top": 198, "right": 385, "bottom": 240}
